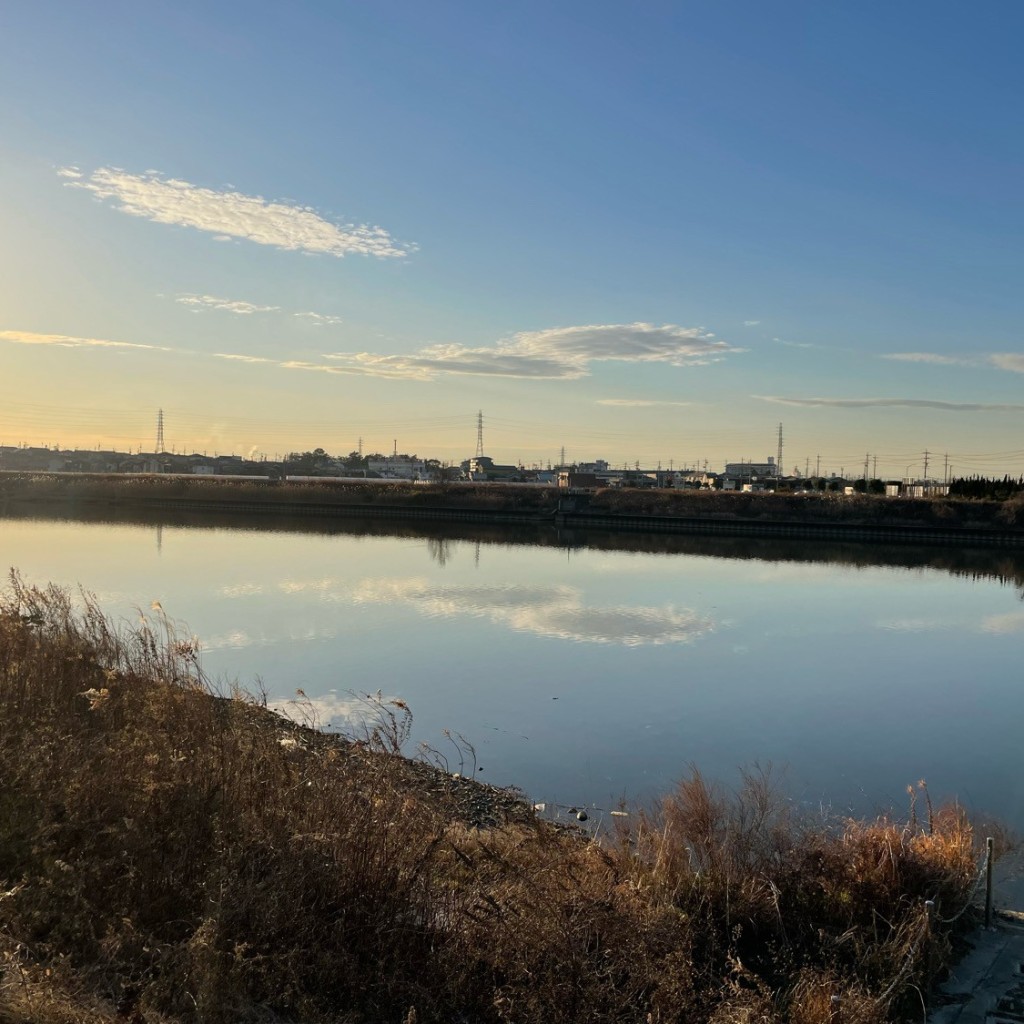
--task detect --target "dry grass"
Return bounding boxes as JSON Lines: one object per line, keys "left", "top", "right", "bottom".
{"left": 0, "top": 574, "right": 988, "bottom": 1023}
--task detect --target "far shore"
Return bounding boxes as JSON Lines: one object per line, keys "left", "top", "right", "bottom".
{"left": 3, "top": 470, "right": 1024, "bottom": 547}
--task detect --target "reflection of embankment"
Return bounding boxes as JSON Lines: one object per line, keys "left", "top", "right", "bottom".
{"left": 6, "top": 502, "right": 1024, "bottom": 597}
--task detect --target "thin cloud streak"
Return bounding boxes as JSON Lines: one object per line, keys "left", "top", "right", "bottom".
{"left": 881, "top": 352, "right": 974, "bottom": 366}
{"left": 754, "top": 395, "right": 1024, "bottom": 412}
{"left": 0, "top": 329, "right": 172, "bottom": 353}
{"left": 881, "top": 351, "right": 1024, "bottom": 373}
{"left": 63, "top": 166, "right": 415, "bottom": 259}
{"left": 597, "top": 399, "right": 692, "bottom": 407}
{"left": 213, "top": 353, "right": 276, "bottom": 364}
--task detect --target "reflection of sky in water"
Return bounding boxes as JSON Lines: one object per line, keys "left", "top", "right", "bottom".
{"left": 2, "top": 516, "right": 1024, "bottom": 830}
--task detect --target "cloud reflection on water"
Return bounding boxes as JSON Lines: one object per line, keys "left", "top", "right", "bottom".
{"left": 351, "top": 578, "right": 713, "bottom": 646}
{"left": 980, "top": 610, "right": 1024, "bottom": 634}
{"left": 214, "top": 575, "right": 713, "bottom": 647}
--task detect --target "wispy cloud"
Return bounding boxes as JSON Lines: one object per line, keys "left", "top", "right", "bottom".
{"left": 0, "top": 329, "right": 171, "bottom": 353}
{"left": 213, "top": 353, "right": 276, "bottom": 364}
{"left": 881, "top": 352, "right": 974, "bottom": 366}
{"left": 742, "top": 320, "right": 760, "bottom": 327}
{"left": 178, "top": 294, "right": 280, "bottom": 315}
{"left": 322, "top": 323, "right": 737, "bottom": 381}
{"left": 597, "top": 398, "right": 692, "bottom": 407}
{"left": 63, "top": 166, "right": 415, "bottom": 259}
{"left": 5, "top": 320, "right": 734, "bottom": 384}
{"left": 772, "top": 337, "right": 816, "bottom": 349}
{"left": 881, "top": 351, "right": 1024, "bottom": 374}
{"left": 294, "top": 311, "right": 343, "bottom": 326}
{"left": 174, "top": 293, "right": 342, "bottom": 325}
{"left": 989, "top": 353, "right": 1024, "bottom": 374}
{"left": 754, "top": 395, "right": 1024, "bottom": 412}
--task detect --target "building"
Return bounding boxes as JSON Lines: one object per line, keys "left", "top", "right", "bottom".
{"left": 723, "top": 457, "right": 777, "bottom": 481}
{"left": 556, "top": 471, "right": 600, "bottom": 489}
{"left": 366, "top": 455, "right": 429, "bottom": 480}
{"left": 461, "top": 456, "right": 522, "bottom": 481}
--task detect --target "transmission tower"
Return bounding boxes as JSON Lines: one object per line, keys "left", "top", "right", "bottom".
{"left": 155, "top": 409, "right": 164, "bottom": 454}
{"left": 776, "top": 422, "right": 783, "bottom": 481}
{"left": 475, "top": 410, "right": 484, "bottom": 458}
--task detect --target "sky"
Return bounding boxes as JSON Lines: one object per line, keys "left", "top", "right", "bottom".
{"left": 1, "top": 0, "right": 1022, "bottom": 478}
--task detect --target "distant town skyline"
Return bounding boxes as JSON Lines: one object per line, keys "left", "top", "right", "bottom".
{"left": 2, "top": 3, "right": 1022, "bottom": 477}
{"left": 0, "top": 422, "right": 1006, "bottom": 484}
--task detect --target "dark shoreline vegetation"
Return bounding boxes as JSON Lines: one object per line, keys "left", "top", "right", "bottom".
{"left": 0, "top": 575, "right": 1004, "bottom": 1023}
{"left": 3, "top": 472, "right": 1024, "bottom": 542}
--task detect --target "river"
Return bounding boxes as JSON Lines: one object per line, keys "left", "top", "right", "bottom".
{"left": 3, "top": 507, "right": 1022, "bottom": 830}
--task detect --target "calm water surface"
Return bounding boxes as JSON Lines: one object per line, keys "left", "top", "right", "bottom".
{"left": 4, "top": 511, "right": 1023, "bottom": 828}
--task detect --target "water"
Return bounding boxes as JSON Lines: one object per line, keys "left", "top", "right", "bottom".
{"left": 3, "top": 508, "right": 1023, "bottom": 829}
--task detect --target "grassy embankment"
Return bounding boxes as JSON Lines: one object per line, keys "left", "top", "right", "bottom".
{"left": 3, "top": 471, "right": 1024, "bottom": 532}
{"left": 0, "top": 574, "right": 995, "bottom": 1023}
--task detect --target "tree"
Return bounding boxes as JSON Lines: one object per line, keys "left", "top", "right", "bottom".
{"left": 284, "top": 448, "right": 335, "bottom": 475}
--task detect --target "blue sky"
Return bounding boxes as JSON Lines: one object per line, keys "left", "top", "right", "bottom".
{"left": 2, "top": 1, "right": 1022, "bottom": 476}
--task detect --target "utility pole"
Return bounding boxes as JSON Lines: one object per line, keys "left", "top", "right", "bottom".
{"left": 873, "top": 454, "right": 878, "bottom": 479}
{"left": 816, "top": 453, "right": 821, "bottom": 477}
{"left": 943, "top": 453, "right": 949, "bottom": 485}
{"left": 863, "top": 453, "right": 870, "bottom": 485}
{"left": 805, "top": 457, "right": 810, "bottom": 478}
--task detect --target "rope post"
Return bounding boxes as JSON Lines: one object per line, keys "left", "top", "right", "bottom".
{"left": 985, "top": 837, "right": 994, "bottom": 928}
